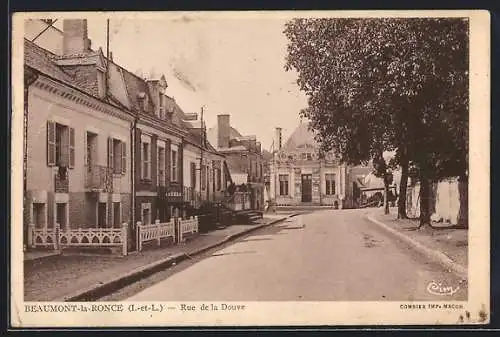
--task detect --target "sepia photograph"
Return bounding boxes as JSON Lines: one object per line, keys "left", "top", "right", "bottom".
{"left": 11, "top": 10, "right": 489, "bottom": 327}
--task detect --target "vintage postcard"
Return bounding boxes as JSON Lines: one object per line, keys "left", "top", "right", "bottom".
{"left": 11, "top": 10, "right": 490, "bottom": 327}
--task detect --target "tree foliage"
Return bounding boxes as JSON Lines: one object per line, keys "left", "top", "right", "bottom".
{"left": 284, "top": 17, "right": 469, "bottom": 223}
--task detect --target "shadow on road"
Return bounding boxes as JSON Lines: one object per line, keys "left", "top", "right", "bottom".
{"left": 241, "top": 237, "right": 273, "bottom": 243}
{"left": 211, "top": 250, "right": 257, "bottom": 257}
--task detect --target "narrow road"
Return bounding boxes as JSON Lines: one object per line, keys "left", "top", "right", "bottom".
{"left": 125, "top": 209, "right": 467, "bottom": 301}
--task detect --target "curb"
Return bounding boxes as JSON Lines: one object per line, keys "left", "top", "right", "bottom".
{"left": 59, "top": 214, "right": 293, "bottom": 302}
{"left": 365, "top": 215, "right": 468, "bottom": 280}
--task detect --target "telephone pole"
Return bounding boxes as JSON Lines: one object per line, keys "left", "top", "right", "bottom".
{"left": 199, "top": 106, "right": 204, "bottom": 199}
{"left": 105, "top": 19, "right": 110, "bottom": 97}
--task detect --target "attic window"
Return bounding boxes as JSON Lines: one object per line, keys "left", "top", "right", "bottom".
{"left": 97, "top": 69, "right": 106, "bottom": 98}
{"left": 158, "top": 93, "right": 166, "bottom": 119}
{"left": 137, "top": 92, "right": 147, "bottom": 112}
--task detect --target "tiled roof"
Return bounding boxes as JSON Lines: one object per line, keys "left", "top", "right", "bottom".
{"left": 25, "top": 38, "right": 216, "bottom": 154}
{"left": 53, "top": 52, "right": 102, "bottom": 66}
{"left": 282, "top": 122, "right": 319, "bottom": 151}
{"left": 217, "top": 145, "right": 248, "bottom": 152}
{"left": 262, "top": 149, "right": 273, "bottom": 161}
{"left": 24, "top": 38, "right": 74, "bottom": 85}
{"left": 121, "top": 68, "right": 155, "bottom": 113}
{"left": 206, "top": 125, "right": 243, "bottom": 149}
{"left": 58, "top": 64, "right": 99, "bottom": 97}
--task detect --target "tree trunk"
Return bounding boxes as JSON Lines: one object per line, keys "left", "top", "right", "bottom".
{"left": 398, "top": 159, "right": 409, "bottom": 219}
{"left": 383, "top": 177, "right": 390, "bottom": 215}
{"left": 458, "top": 175, "right": 468, "bottom": 228}
{"left": 418, "top": 176, "right": 431, "bottom": 228}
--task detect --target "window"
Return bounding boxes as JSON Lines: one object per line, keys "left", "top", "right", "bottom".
{"left": 279, "top": 174, "right": 289, "bottom": 196}
{"left": 301, "top": 153, "right": 307, "bottom": 160}
{"left": 97, "top": 69, "right": 105, "bottom": 98}
{"left": 141, "top": 203, "right": 151, "bottom": 225}
{"left": 85, "top": 132, "right": 97, "bottom": 169}
{"left": 107, "top": 137, "right": 126, "bottom": 175}
{"left": 56, "top": 202, "right": 68, "bottom": 228}
{"left": 158, "top": 93, "right": 165, "bottom": 119}
{"left": 171, "top": 150, "right": 177, "bottom": 182}
{"left": 97, "top": 202, "right": 107, "bottom": 228}
{"left": 33, "top": 203, "right": 46, "bottom": 228}
{"left": 216, "top": 167, "right": 221, "bottom": 191}
{"left": 201, "top": 165, "right": 206, "bottom": 190}
{"left": 326, "top": 174, "right": 336, "bottom": 195}
{"left": 190, "top": 162, "right": 196, "bottom": 189}
{"left": 142, "top": 142, "right": 151, "bottom": 180}
{"left": 157, "top": 147, "right": 166, "bottom": 186}
{"left": 47, "top": 121, "right": 74, "bottom": 168}
{"left": 306, "top": 153, "right": 313, "bottom": 161}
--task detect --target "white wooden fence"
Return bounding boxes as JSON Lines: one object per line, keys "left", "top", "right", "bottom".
{"left": 28, "top": 216, "right": 201, "bottom": 255}
{"left": 28, "top": 223, "right": 129, "bottom": 256}
{"left": 178, "top": 216, "right": 199, "bottom": 243}
{"left": 136, "top": 219, "right": 176, "bottom": 252}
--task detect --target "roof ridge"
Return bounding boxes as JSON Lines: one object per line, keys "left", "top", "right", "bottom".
{"left": 24, "top": 38, "right": 76, "bottom": 82}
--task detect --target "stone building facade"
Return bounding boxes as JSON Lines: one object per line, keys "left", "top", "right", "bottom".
{"left": 207, "top": 114, "right": 266, "bottom": 210}
{"left": 23, "top": 18, "right": 230, "bottom": 251}
{"left": 269, "top": 123, "right": 372, "bottom": 208}
{"left": 24, "top": 35, "right": 134, "bottom": 238}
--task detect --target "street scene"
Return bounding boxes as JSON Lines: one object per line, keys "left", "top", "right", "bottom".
{"left": 122, "top": 209, "right": 467, "bottom": 302}
{"left": 20, "top": 14, "right": 471, "bottom": 306}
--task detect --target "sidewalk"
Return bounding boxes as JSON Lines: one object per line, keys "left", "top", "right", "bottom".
{"left": 366, "top": 208, "right": 468, "bottom": 276}
{"left": 24, "top": 214, "right": 289, "bottom": 302}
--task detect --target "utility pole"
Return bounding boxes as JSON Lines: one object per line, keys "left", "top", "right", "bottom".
{"left": 199, "top": 106, "right": 204, "bottom": 201}
{"left": 105, "top": 19, "right": 110, "bottom": 97}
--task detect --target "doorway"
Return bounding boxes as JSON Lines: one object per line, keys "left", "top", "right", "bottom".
{"left": 301, "top": 174, "right": 312, "bottom": 202}
{"left": 113, "top": 202, "right": 121, "bottom": 227}
{"left": 97, "top": 202, "right": 107, "bottom": 228}
{"left": 56, "top": 203, "right": 67, "bottom": 229}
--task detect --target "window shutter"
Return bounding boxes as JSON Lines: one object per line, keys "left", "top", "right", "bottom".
{"left": 83, "top": 132, "right": 88, "bottom": 169}
{"left": 108, "top": 137, "right": 113, "bottom": 171}
{"left": 121, "top": 141, "right": 126, "bottom": 174}
{"left": 47, "top": 121, "right": 56, "bottom": 166}
{"left": 178, "top": 143, "right": 183, "bottom": 185}
{"left": 69, "top": 127, "right": 75, "bottom": 168}
{"left": 157, "top": 147, "right": 160, "bottom": 186}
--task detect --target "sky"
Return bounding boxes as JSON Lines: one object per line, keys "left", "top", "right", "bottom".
{"left": 54, "top": 15, "right": 308, "bottom": 151}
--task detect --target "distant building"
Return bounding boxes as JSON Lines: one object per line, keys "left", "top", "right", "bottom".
{"left": 207, "top": 114, "right": 266, "bottom": 210}
{"left": 269, "top": 122, "right": 372, "bottom": 208}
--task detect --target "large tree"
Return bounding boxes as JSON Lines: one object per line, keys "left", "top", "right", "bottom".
{"left": 284, "top": 17, "right": 468, "bottom": 224}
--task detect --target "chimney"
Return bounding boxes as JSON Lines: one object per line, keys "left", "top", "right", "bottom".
{"left": 217, "top": 114, "right": 230, "bottom": 148}
{"left": 275, "top": 127, "right": 282, "bottom": 151}
{"left": 63, "top": 19, "right": 91, "bottom": 55}
{"left": 109, "top": 51, "right": 113, "bottom": 61}
{"left": 250, "top": 138, "right": 257, "bottom": 151}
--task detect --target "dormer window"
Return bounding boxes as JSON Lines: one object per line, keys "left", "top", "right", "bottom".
{"left": 137, "top": 92, "right": 147, "bottom": 112}
{"left": 158, "top": 93, "right": 166, "bottom": 119}
{"left": 97, "top": 69, "right": 106, "bottom": 98}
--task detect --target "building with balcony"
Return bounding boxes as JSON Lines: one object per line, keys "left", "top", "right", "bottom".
{"left": 269, "top": 122, "right": 372, "bottom": 208}
{"left": 23, "top": 24, "right": 135, "bottom": 242}
{"left": 120, "top": 69, "right": 230, "bottom": 231}
{"left": 207, "top": 114, "right": 266, "bottom": 210}
{"left": 24, "top": 19, "right": 231, "bottom": 252}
